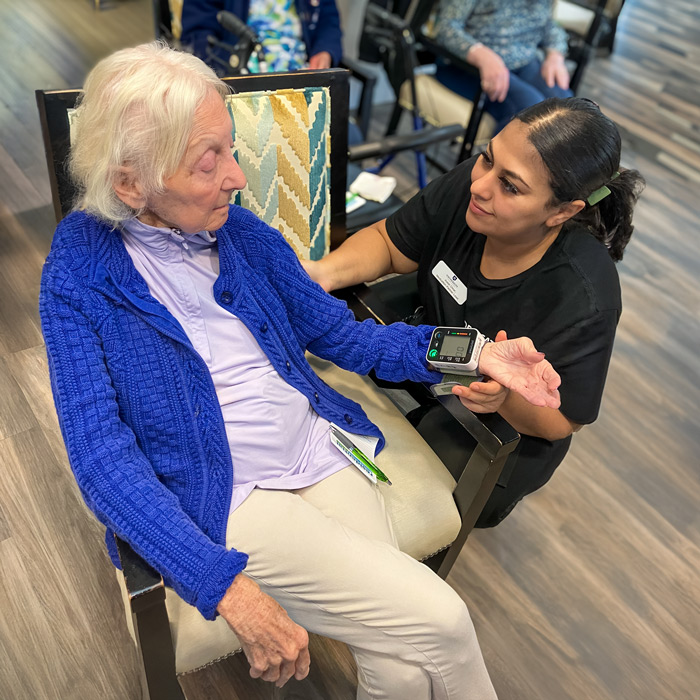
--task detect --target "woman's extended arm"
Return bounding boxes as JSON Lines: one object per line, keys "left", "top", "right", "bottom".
{"left": 248, "top": 217, "right": 561, "bottom": 406}
{"left": 501, "top": 391, "right": 581, "bottom": 441}
{"left": 302, "top": 219, "right": 418, "bottom": 292}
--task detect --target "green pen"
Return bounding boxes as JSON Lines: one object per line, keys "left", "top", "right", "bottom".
{"left": 330, "top": 428, "right": 392, "bottom": 485}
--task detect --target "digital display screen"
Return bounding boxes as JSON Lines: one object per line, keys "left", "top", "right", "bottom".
{"left": 440, "top": 335, "right": 470, "bottom": 358}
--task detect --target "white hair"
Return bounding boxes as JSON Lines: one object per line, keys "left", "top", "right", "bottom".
{"left": 69, "top": 41, "right": 229, "bottom": 224}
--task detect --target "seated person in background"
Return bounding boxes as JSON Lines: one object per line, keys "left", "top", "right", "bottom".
{"left": 304, "top": 97, "right": 645, "bottom": 528}
{"left": 181, "top": 0, "right": 342, "bottom": 73}
{"left": 40, "top": 42, "right": 561, "bottom": 697}
{"left": 433, "top": 0, "right": 574, "bottom": 133}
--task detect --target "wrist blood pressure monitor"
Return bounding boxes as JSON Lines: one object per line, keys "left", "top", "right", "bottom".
{"left": 426, "top": 327, "right": 491, "bottom": 394}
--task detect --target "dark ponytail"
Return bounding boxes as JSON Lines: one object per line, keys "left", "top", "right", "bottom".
{"left": 515, "top": 97, "right": 645, "bottom": 262}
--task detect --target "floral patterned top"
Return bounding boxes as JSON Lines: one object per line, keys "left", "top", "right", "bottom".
{"left": 247, "top": 0, "right": 307, "bottom": 72}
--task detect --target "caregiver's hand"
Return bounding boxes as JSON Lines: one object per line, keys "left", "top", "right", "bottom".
{"left": 477, "top": 331, "right": 561, "bottom": 409}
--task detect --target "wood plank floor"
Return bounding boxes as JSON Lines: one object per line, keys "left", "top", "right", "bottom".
{"left": 0, "top": 0, "right": 698, "bottom": 698}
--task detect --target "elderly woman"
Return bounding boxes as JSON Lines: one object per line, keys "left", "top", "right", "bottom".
{"left": 40, "top": 42, "right": 560, "bottom": 698}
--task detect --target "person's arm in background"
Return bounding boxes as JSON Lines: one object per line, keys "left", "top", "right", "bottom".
{"left": 540, "top": 12, "right": 570, "bottom": 89}
{"left": 433, "top": 0, "right": 510, "bottom": 102}
{"left": 300, "top": 0, "right": 342, "bottom": 68}
{"left": 302, "top": 219, "right": 418, "bottom": 292}
{"left": 181, "top": 0, "right": 228, "bottom": 62}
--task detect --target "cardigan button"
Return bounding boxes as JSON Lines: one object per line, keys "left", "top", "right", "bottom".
{"left": 220, "top": 291, "right": 233, "bottom": 305}
{"left": 314, "top": 392, "right": 320, "bottom": 403}
{"left": 260, "top": 322, "right": 268, "bottom": 333}
{"left": 344, "top": 414, "right": 353, "bottom": 425}
{"left": 286, "top": 360, "right": 291, "bottom": 371}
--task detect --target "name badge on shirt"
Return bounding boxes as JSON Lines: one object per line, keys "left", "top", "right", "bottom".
{"left": 432, "top": 260, "right": 467, "bottom": 305}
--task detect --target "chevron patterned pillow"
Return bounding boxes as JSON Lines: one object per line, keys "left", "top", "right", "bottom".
{"left": 226, "top": 87, "right": 331, "bottom": 261}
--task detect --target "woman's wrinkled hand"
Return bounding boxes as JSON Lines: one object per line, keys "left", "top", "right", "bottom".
{"left": 217, "top": 574, "right": 310, "bottom": 688}
{"left": 477, "top": 330, "right": 561, "bottom": 409}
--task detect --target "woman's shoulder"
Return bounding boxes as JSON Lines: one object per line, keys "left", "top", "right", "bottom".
{"left": 50, "top": 209, "right": 95, "bottom": 246}
{"left": 557, "top": 226, "right": 621, "bottom": 311}
{"left": 561, "top": 225, "right": 619, "bottom": 274}
{"left": 41, "top": 212, "right": 117, "bottom": 308}
{"left": 45, "top": 211, "right": 108, "bottom": 273}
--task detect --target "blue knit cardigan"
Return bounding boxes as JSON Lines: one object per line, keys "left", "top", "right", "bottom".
{"left": 39, "top": 206, "right": 439, "bottom": 620}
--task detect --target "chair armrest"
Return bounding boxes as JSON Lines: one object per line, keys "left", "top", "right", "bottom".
{"left": 114, "top": 537, "right": 185, "bottom": 699}
{"left": 348, "top": 123, "right": 464, "bottom": 161}
{"left": 432, "top": 393, "right": 518, "bottom": 577}
{"left": 436, "top": 394, "right": 519, "bottom": 463}
{"left": 339, "top": 55, "right": 377, "bottom": 82}
{"left": 115, "top": 535, "right": 166, "bottom": 612}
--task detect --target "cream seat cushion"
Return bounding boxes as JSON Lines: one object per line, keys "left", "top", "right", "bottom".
{"left": 554, "top": 0, "right": 597, "bottom": 37}
{"left": 119, "top": 354, "right": 461, "bottom": 674}
{"left": 554, "top": 0, "right": 624, "bottom": 37}
{"left": 399, "top": 74, "right": 496, "bottom": 148}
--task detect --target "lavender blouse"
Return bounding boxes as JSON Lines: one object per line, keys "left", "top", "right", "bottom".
{"left": 121, "top": 218, "right": 349, "bottom": 514}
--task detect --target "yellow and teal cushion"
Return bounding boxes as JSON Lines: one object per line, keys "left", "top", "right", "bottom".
{"left": 226, "top": 87, "right": 331, "bottom": 260}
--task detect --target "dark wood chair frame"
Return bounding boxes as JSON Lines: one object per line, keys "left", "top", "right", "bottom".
{"left": 152, "top": 0, "right": 175, "bottom": 43}
{"left": 562, "top": 0, "right": 623, "bottom": 92}
{"left": 36, "top": 68, "right": 518, "bottom": 700}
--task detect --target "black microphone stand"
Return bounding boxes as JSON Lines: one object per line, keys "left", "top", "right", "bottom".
{"left": 206, "top": 17, "right": 265, "bottom": 76}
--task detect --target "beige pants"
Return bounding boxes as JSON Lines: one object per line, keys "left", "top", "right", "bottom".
{"left": 226, "top": 466, "right": 497, "bottom": 700}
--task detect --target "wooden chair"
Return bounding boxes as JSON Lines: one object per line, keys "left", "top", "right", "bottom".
{"left": 36, "top": 67, "right": 518, "bottom": 699}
